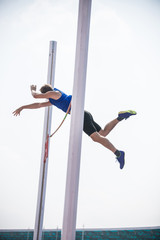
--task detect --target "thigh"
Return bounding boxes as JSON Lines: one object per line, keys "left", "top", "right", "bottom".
{"left": 83, "top": 111, "right": 101, "bottom": 136}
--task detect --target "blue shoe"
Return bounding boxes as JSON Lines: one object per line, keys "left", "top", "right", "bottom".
{"left": 118, "top": 110, "right": 137, "bottom": 120}
{"left": 116, "top": 151, "right": 125, "bottom": 169}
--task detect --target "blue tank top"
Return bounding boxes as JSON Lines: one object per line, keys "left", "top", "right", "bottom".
{"left": 49, "top": 88, "right": 72, "bottom": 113}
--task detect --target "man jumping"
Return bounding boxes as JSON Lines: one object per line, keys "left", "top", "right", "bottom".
{"left": 13, "top": 84, "right": 137, "bottom": 169}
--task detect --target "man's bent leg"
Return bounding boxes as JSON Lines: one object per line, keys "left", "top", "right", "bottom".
{"left": 90, "top": 132, "right": 125, "bottom": 169}
{"left": 99, "top": 118, "right": 119, "bottom": 137}
{"left": 99, "top": 110, "right": 137, "bottom": 137}
{"left": 90, "top": 132, "right": 117, "bottom": 153}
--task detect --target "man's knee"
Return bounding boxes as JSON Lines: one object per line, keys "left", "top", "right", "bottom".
{"left": 98, "top": 129, "right": 106, "bottom": 137}
{"left": 90, "top": 132, "right": 101, "bottom": 142}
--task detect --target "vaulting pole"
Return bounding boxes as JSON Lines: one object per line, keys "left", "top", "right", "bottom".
{"left": 33, "top": 41, "right": 57, "bottom": 240}
{"left": 61, "top": 1, "right": 92, "bottom": 240}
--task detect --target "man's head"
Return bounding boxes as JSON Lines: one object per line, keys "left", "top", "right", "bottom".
{"left": 40, "top": 84, "right": 53, "bottom": 93}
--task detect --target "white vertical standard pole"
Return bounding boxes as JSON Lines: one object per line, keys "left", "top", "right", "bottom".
{"left": 33, "top": 41, "right": 57, "bottom": 240}
{"left": 61, "top": 1, "right": 92, "bottom": 240}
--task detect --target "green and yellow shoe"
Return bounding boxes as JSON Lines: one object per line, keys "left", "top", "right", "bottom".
{"left": 118, "top": 110, "right": 137, "bottom": 120}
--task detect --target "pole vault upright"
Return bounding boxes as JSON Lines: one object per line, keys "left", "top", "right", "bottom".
{"left": 33, "top": 41, "right": 57, "bottom": 240}
{"left": 61, "top": 1, "right": 92, "bottom": 240}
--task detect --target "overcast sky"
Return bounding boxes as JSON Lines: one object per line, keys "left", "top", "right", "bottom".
{"left": 0, "top": 0, "right": 160, "bottom": 230}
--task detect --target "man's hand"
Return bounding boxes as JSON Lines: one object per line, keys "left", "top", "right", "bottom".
{"left": 12, "top": 106, "right": 23, "bottom": 116}
{"left": 30, "top": 85, "right": 37, "bottom": 91}
{"left": 30, "top": 85, "right": 37, "bottom": 98}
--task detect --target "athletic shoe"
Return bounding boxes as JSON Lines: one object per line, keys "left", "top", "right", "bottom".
{"left": 116, "top": 151, "right": 125, "bottom": 169}
{"left": 118, "top": 110, "right": 137, "bottom": 120}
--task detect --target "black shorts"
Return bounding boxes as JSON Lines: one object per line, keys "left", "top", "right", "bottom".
{"left": 83, "top": 111, "right": 101, "bottom": 136}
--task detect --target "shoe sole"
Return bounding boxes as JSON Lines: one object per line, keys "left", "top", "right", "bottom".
{"left": 118, "top": 110, "right": 137, "bottom": 115}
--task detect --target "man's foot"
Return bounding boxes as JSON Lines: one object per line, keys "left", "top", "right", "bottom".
{"left": 116, "top": 151, "right": 125, "bottom": 169}
{"left": 118, "top": 110, "right": 137, "bottom": 120}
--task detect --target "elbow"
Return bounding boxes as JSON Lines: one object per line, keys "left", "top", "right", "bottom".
{"left": 37, "top": 103, "right": 42, "bottom": 108}
{"left": 32, "top": 93, "right": 38, "bottom": 99}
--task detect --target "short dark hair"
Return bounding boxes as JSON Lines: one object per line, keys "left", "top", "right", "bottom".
{"left": 40, "top": 84, "right": 53, "bottom": 93}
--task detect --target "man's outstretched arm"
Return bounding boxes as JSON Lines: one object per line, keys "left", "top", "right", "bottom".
{"left": 12, "top": 101, "right": 52, "bottom": 116}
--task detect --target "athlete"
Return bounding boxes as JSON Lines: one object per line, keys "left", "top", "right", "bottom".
{"left": 13, "top": 84, "right": 137, "bottom": 169}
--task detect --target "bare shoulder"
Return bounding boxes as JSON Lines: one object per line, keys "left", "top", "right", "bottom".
{"left": 49, "top": 90, "right": 62, "bottom": 100}
{"left": 40, "top": 90, "right": 61, "bottom": 100}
